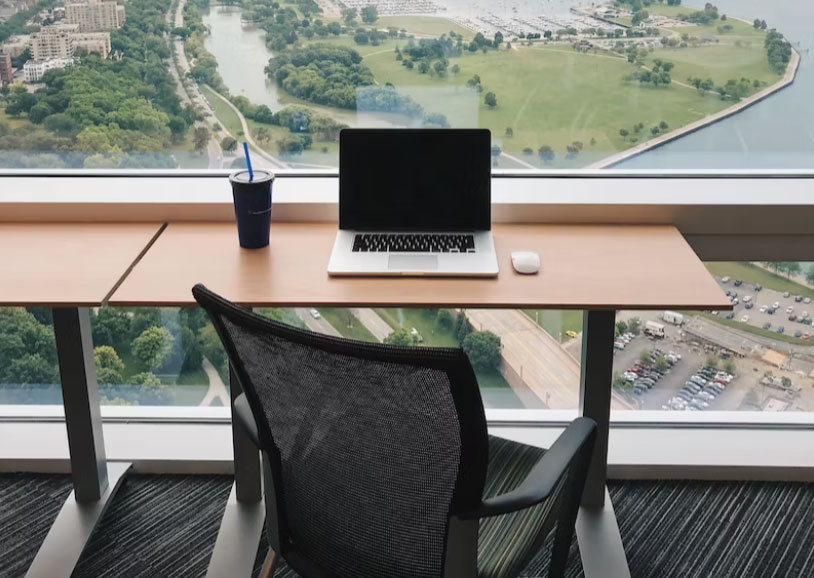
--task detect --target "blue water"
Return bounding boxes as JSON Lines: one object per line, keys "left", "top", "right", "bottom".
{"left": 617, "top": 0, "right": 814, "bottom": 170}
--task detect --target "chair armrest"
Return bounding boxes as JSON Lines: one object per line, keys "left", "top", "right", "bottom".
{"left": 233, "top": 393, "right": 261, "bottom": 448}
{"left": 459, "top": 417, "right": 596, "bottom": 519}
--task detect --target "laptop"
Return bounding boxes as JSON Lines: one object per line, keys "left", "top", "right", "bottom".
{"left": 327, "top": 128, "right": 499, "bottom": 277}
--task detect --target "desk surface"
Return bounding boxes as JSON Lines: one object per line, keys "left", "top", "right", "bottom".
{"left": 110, "top": 222, "right": 729, "bottom": 310}
{"left": 0, "top": 222, "right": 164, "bottom": 307}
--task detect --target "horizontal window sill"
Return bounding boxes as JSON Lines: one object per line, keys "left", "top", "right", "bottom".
{"left": 2, "top": 418, "right": 812, "bottom": 481}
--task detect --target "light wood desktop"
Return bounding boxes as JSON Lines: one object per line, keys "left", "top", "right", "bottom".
{"left": 110, "top": 222, "right": 729, "bottom": 310}
{"left": 0, "top": 222, "right": 164, "bottom": 307}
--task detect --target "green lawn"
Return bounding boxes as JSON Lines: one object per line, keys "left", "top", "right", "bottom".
{"left": 376, "top": 16, "right": 473, "bottom": 39}
{"left": 0, "top": 106, "right": 31, "bottom": 130}
{"left": 175, "top": 365, "right": 210, "bottom": 386}
{"left": 523, "top": 310, "right": 583, "bottom": 343}
{"left": 361, "top": 42, "right": 740, "bottom": 166}
{"left": 375, "top": 308, "right": 458, "bottom": 347}
{"left": 318, "top": 308, "right": 377, "bottom": 342}
{"left": 705, "top": 262, "right": 814, "bottom": 299}
{"left": 201, "top": 84, "right": 244, "bottom": 138}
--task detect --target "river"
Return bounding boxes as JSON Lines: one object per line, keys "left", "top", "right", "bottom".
{"left": 203, "top": 0, "right": 811, "bottom": 169}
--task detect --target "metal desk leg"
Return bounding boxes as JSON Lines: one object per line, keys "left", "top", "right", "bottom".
{"left": 26, "top": 308, "right": 131, "bottom": 578}
{"left": 206, "top": 363, "right": 265, "bottom": 578}
{"left": 576, "top": 310, "right": 631, "bottom": 578}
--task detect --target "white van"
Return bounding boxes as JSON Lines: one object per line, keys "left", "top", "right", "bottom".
{"left": 662, "top": 311, "right": 684, "bottom": 325}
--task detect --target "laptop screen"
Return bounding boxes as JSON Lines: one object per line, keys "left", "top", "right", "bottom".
{"left": 339, "top": 129, "right": 491, "bottom": 231}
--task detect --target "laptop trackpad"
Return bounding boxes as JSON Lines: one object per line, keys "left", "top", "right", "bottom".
{"left": 388, "top": 255, "right": 438, "bottom": 271}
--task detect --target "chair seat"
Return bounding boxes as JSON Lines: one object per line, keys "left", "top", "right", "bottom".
{"left": 478, "top": 436, "right": 561, "bottom": 578}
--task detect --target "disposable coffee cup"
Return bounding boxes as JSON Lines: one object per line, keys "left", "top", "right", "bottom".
{"left": 230, "top": 170, "right": 274, "bottom": 249}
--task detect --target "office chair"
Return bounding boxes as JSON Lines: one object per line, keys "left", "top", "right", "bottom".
{"left": 192, "top": 284, "right": 596, "bottom": 578}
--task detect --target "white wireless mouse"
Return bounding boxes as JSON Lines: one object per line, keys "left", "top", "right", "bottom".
{"left": 511, "top": 251, "right": 540, "bottom": 275}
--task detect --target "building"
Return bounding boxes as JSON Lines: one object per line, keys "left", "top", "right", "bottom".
{"left": 65, "top": 0, "right": 124, "bottom": 32}
{"left": 72, "top": 31, "right": 111, "bottom": 58}
{"left": 0, "top": 34, "right": 31, "bottom": 58}
{"left": 0, "top": 51, "right": 13, "bottom": 85}
{"left": 30, "top": 24, "right": 77, "bottom": 60}
{"left": 22, "top": 57, "right": 74, "bottom": 82}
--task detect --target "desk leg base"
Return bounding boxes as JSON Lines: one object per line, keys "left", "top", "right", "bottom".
{"left": 576, "top": 487, "right": 631, "bottom": 578}
{"left": 25, "top": 462, "right": 131, "bottom": 578}
{"left": 206, "top": 482, "right": 266, "bottom": 578}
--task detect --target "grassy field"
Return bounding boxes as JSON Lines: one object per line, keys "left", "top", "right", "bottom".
{"left": 202, "top": 84, "right": 245, "bottom": 138}
{"left": 522, "top": 310, "right": 583, "bottom": 342}
{"left": 318, "top": 308, "right": 377, "bottom": 342}
{"left": 375, "top": 308, "right": 458, "bottom": 347}
{"left": 377, "top": 16, "right": 473, "bottom": 39}
{"left": 706, "top": 262, "right": 814, "bottom": 299}
{"left": 0, "top": 106, "right": 31, "bottom": 130}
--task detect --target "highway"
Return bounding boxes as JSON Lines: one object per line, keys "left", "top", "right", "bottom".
{"left": 466, "top": 309, "right": 581, "bottom": 409}
{"left": 351, "top": 308, "right": 393, "bottom": 341}
{"left": 295, "top": 308, "right": 341, "bottom": 337}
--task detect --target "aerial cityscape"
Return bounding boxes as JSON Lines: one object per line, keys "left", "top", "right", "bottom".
{"left": 0, "top": 0, "right": 812, "bottom": 414}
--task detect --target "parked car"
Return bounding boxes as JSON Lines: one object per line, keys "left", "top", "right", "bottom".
{"left": 786, "top": 306, "right": 794, "bottom": 314}
{"left": 795, "top": 295, "right": 803, "bottom": 303}
{"left": 565, "top": 330, "right": 578, "bottom": 339}
{"left": 734, "top": 279, "right": 743, "bottom": 286}
{"left": 804, "top": 297, "right": 811, "bottom": 304}
{"left": 755, "top": 284, "right": 763, "bottom": 292}
{"left": 309, "top": 308, "right": 321, "bottom": 319}
{"left": 783, "top": 291, "right": 791, "bottom": 298}
{"left": 773, "top": 301, "right": 781, "bottom": 309}
{"left": 740, "top": 315, "right": 749, "bottom": 323}
{"left": 778, "top": 326, "right": 785, "bottom": 334}
{"left": 762, "top": 322, "right": 771, "bottom": 330}
{"left": 731, "top": 297, "right": 739, "bottom": 306}
{"left": 789, "top": 314, "right": 797, "bottom": 322}
{"left": 759, "top": 305, "right": 769, "bottom": 313}
{"left": 726, "top": 312, "right": 735, "bottom": 319}
{"left": 803, "top": 333, "right": 810, "bottom": 340}
{"left": 745, "top": 302, "right": 754, "bottom": 310}
{"left": 721, "top": 276, "right": 731, "bottom": 283}
{"left": 690, "top": 375, "right": 707, "bottom": 386}
{"left": 794, "top": 330, "right": 803, "bottom": 338}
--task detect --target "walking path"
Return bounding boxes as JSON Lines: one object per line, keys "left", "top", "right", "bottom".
{"left": 199, "top": 357, "right": 230, "bottom": 407}
{"left": 351, "top": 308, "right": 393, "bottom": 341}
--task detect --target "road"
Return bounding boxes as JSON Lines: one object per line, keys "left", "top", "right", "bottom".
{"left": 295, "top": 308, "right": 342, "bottom": 337}
{"left": 351, "top": 308, "right": 393, "bottom": 341}
{"left": 466, "top": 309, "right": 581, "bottom": 409}
{"left": 165, "top": 0, "right": 222, "bottom": 168}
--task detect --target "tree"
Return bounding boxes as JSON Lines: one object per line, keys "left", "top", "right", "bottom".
{"left": 616, "top": 320, "right": 629, "bottom": 336}
{"left": 628, "top": 317, "right": 642, "bottom": 335}
{"left": 786, "top": 262, "right": 801, "bottom": 279}
{"left": 418, "top": 60, "right": 430, "bottom": 74}
{"left": 659, "top": 120, "right": 669, "bottom": 130}
{"left": 639, "top": 349, "right": 652, "bottom": 365}
{"left": 5, "top": 354, "right": 58, "bottom": 385}
{"left": 805, "top": 265, "right": 814, "bottom": 286}
{"left": 493, "top": 31, "right": 504, "bottom": 48}
{"left": 131, "top": 372, "right": 162, "bottom": 386}
{"left": 94, "top": 345, "right": 125, "bottom": 385}
{"left": 450, "top": 64, "right": 460, "bottom": 74}
{"left": 437, "top": 309, "right": 453, "bottom": 330}
{"left": 341, "top": 7, "right": 357, "bottom": 25}
{"left": 619, "top": 128, "right": 629, "bottom": 138}
{"left": 462, "top": 331, "right": 501, "bottom": 371}
{"left": 221, "top": 136, "right": 238, "bottom": 152}
{"left": 655, "top": 355, "right": 669, "bottom": 372}
{"left": 131, "top": 326, "right": 175, "bottom": 370}
{"left": 723, "top": 359, "right": 736, "bottom": 376}
{"left": 384, "top": 328, "right": 419, "bottom": 346}
{"left": 454, "top": 311, "right": 474, "bottom": 344}
{"left": 255, "top": 126, "right": 270, "bottom": 145}
{"left": 360, "top": 5, "right": 377, "bottom": 24}
{"left": 193, "top": 126, "right": 210, "bottom": 153}
{"left": 538, "top": 145, "right": 555, "bottom": 163}
{"left": 706, "top": 354, "right": 719, "bottom": 368}
{"left": 484, "top": 92, "right": 497, "bottom": 108}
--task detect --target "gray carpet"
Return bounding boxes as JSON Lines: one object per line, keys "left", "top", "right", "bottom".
{"left": 0, "top": 473, "right": 73, "bottom": 578}
{"left": 2, "top": 475, "right": 813, "bottom": 578}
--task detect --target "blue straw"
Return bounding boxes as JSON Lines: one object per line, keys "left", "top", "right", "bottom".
{"left": 242, "top": 142, "right": 254, "bottom": 182}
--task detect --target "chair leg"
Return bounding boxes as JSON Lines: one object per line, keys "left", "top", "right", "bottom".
{"left": 259, "top": 549, "right": 277, "bottom": 578}
{"left": 548, "top": 517, "right": 574, "bottom": 578}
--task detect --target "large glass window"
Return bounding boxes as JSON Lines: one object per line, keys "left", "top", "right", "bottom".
{"left": 0, "top": 0, "right": 807, "bottom": 171}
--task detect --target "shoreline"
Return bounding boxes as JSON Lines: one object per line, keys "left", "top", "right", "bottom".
{"left": 588, "top": 47, "right": 802, "bottom": 169}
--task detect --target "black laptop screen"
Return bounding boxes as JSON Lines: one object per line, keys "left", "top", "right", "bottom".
{"left": 339, "top": 129, "right": 491, "bottom": 231}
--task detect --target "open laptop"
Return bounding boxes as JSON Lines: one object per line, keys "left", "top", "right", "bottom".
{"left": 327, "top": 128, "right": 499, "bottom": 277}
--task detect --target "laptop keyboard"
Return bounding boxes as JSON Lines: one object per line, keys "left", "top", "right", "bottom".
{"left": 352, "top": 233, "right": 476, "bottom": 253}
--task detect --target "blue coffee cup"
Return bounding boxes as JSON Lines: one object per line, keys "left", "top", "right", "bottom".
{"left": 230, "top": 170, "right": 274, "bottom": 249}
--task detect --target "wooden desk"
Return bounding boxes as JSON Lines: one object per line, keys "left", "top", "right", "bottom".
{"left": 109, "top": 221, "right": 729, "bottom": 578}
{"left": 110, "top": 222, "right": 728, "bottom": 310}
{"left": 0, "top": 222, "right": 163, "bottom": 307}
{"left": 0, "top": 222, "right": 163, "bottom": 578}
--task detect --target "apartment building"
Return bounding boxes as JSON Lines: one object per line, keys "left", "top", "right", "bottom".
{"left": 30, "top": 24, "right": 77, "bottom": 60}
{"left": 0, "top": 51, "right": 13, "bottom": 85}
{"left": 65, "top": 0, "right": 124, "bottom": 32}
{"left": 73, "top": 31, "right": 111, "bottom": 58}
{"left": 22, "top": 57, "right": 73, "bottom": 82}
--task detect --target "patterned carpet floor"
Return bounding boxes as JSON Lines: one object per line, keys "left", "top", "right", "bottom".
{"left": 2, "top": 475, "right": 813, "bottom": 578}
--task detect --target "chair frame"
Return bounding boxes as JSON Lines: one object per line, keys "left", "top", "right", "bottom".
{"left": 194, "top": 284, "right": 597, "bottom": 578}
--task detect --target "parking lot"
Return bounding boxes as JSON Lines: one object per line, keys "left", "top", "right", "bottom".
{"left": 713, "top": 277, "right": 814, "bottom": 340}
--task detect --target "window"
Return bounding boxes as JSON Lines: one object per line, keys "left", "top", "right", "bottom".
{"left": 0, "top": 0, "right": 804, "bottom": 171}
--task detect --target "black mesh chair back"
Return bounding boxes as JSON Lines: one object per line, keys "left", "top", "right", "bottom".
{"left": 193, "top": 285, "right": 490, "bottom": 578}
